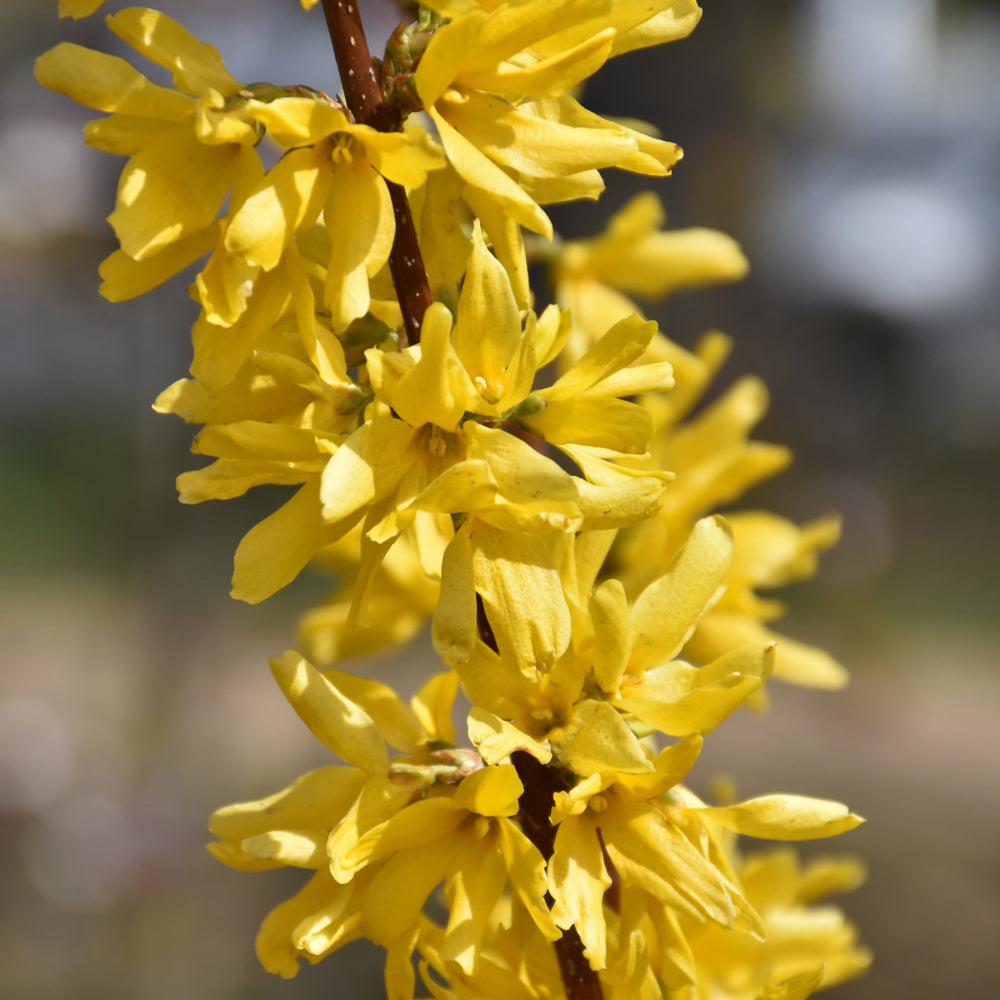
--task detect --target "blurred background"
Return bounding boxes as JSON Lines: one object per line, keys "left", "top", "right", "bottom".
{"left": 2, "top": 1, "right": 998, "bottom": 997}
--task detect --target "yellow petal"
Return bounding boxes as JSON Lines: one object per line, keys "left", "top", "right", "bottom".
{"left": 345, "top": 798, "right": 466, "bottom": 874}
{"left": 497, "top": 818, "right": 561, "bottom": 942}
{"left": 697, "top": 795, "right": 865, "bottom": 841}
{"left": 255, "top": 870, "right": 345, "bottom": 977}
{"left": 361, "top": 839, "right": 459, "bottom": 943}
{"left": 452, "top": 223, "right": 522, "bottom": 392}
{"left": 322, "top": 669, "right": 427, "bottom": 755}
{"left": 246, "top": 97, "right": 348, "bottom": 147}
{"left": 440, "top": 90, "right": 637, "bottom": 180}
{"left": 325, "top": 162, "right": 394, "bottom": 329}
{"left": 106, "top": 7, "right": 240, "bottom": 96}
{"left": 629, "top": 515, "right": 734, "bottom": 672}
{"left": 611, "top": 1, "right": 703, "bottom": 56}
{"left": 410, "top": 671, "right": 459, "bottom": 745}
{"left": 616, "top": 734, "right": 703, "bottom": 799}
{"left": 687, "top": 611, "right": 849, "bottom": 690}
{"left": 59, "top": 0, "right": 104, "bottom": 18}
{"left": 319, "top": 415, "right": 416, "bottom": 524}
{"left": 391, "top": 303, "right": 478, "bottom": 431}
{"left": 432, "top": 523, "right": 478, "bottom": 666}
{"left": 588, "top": 579, "right": 632, "bottom": 695}
{"left": 543, "top": 314, "right": 657, "bottom": 401}
{"left": 622, "top": 643, "right": 774, "bottom": 737}
{"left": 270, "top": 650, "right": 389, "bottom": 775}
{"left": 209, "top": 766, "right": 366, "bottom": 840}
{"left": 225, "top": 146, "right": 327, "bottom": 270}
{"left": 428, "top": 107, "right": 552, "bottom": 238}
{"left": 414, "top": 10, "right": 487, "bottom": 107}
{"left": 603, "top": 802, "right": 745, "bottom": 927}
{"left": 231, "top": 479, "right": 359, "bottom": 603}
{"left": 462, "top": 184, "right": 531, "bottom": 308}
{"left": 241, "top": 829, "right": 326, "bottom": 868}
{"left": 549, "top": 814, "right": 610, "bottom": 969}
{"left": 467, "top": 707, "right": 552, "bottom": 766}
{"left": 463, "top": 422, "right": 579, "bottom": 509}
{"left": 35, "top": 43, "right": 191, "bottom": 119}
{"left": 451, "top": 763, "right": 523, "bottom": 817}
{"left": 110, "top": 134, "right": 240, "bottom": 259}
{"left": 417, "top": 165, "right": 472, "bottom": 298}
{"left": 441, "top": 844, "right": 508, "bottom": 974}
{"left": 523, "top": 396, "right": 652, "bottom": 453}
{"left": 191, "top": 263, "right": 291, "bottom": 389}
{"left": 468, "top": 29, "right": 615, "bottom": 99}
{"left": 362, "top": 126, "right": 447, "bottom": 189}
{"left": 98, "top": 220, "right": 218, "bottom": 301}
{"left": 471, "top": 520, "right": 572, "bottom": 675}
{"left": 553, "top": 700, "right": 652, "bottom": 777}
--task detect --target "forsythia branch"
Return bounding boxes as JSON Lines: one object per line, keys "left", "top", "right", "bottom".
{"left": 35, "top": 3, "right": 873, "bottom": 997}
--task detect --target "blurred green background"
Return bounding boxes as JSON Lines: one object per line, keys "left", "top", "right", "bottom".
{"left": 2, "top": 1, "right": 998, "bottom": 997}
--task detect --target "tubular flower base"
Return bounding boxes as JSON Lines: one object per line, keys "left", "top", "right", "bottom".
{"left": 38, "top": 3, "right": 870, "bottom": 999}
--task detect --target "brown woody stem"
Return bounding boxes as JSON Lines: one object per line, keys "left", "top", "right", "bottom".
{"left": 512, "top": 751, "right": 606, "bottom": 1000}
{"left": 320, "top": 0, "right": 431, "bottom": 345}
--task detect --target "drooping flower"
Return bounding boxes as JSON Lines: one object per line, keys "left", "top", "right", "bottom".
{"left": 35, "top": 8, "right": 262, "bottom": 287}
{"left": 208, "top": 650, "right": 561, "bottom": 981}
{"left": 412, "top": 1, "right": 703, "bottom": 237}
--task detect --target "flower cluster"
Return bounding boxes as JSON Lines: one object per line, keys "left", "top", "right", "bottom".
{"left": 39, "top": 3, "right": 869, "bottom": 999}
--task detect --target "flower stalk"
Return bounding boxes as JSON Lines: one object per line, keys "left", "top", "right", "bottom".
{"left": 513, "top": 751, "right": 605, "bottom": 1000}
